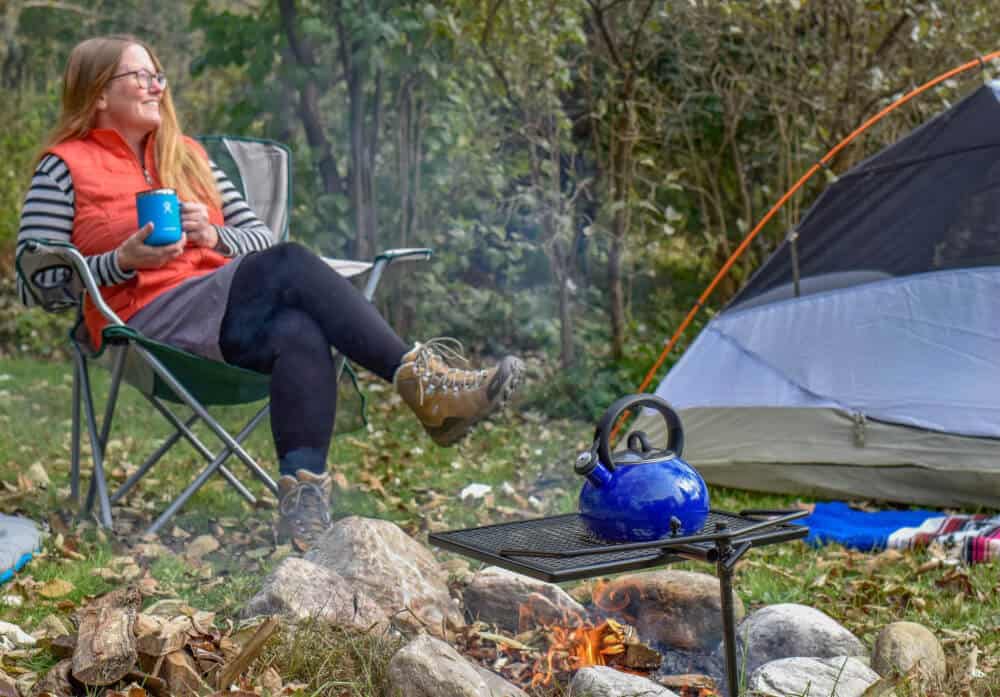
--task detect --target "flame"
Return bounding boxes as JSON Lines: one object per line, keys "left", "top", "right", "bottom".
{"left": 486, "top": 581, "right": 719, "bottom": 691}
{"left": 527, "top": 619, "right": 632, "bottom": 688}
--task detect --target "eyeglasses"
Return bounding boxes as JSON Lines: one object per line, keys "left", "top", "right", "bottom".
{"left": 109, "top": 69, "right": 167, "bottom": 91}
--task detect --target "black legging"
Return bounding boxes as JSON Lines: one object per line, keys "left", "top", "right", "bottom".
{"left": 219, "top": 242, "right": 409, "bottom": 476}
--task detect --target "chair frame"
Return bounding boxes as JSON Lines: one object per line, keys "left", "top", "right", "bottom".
{"left": 16, "top": 135, "right": 431, "bottom": 536}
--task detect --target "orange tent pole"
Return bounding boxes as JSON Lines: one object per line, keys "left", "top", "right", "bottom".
{"left": 612, "top": 51, "right": 1000, "bottom": 441}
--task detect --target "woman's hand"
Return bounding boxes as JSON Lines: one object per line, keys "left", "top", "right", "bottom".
{"left": 117, "top": 222, "right": 186, "bottom": 271}
{"left": 180, "top": 200, "right": 219, "bottom": 249}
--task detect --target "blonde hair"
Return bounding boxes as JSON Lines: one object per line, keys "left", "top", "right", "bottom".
{"left": 41, "top": 35, "right": 220, "bottom": 207}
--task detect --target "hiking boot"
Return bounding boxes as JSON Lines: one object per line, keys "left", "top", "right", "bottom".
{"left": 276, "top": 469, "right": 333, "bottom": 553}
{"left": 394, "top": 338, "right": 524, "bottom": 447}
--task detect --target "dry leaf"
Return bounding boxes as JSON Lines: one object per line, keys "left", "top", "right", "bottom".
{"left": 38, "top": 579, "right": 74, "bottom": 599}
{"left": 259, "top": 666, "right": 282, "bottom": 693}
{"left": 936, "top": 568, "right": 975, "bottom": 596}
{"left": 186, "top": 535, "right": 221, "bottom": 560}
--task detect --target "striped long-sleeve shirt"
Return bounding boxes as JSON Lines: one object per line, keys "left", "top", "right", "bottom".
{"left": 15, "top": 154, "right": 274, "bottom": 306}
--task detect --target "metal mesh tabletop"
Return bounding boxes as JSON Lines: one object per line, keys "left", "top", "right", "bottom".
{"left": 429, "top": 509, "right": 807, "bottom": 583}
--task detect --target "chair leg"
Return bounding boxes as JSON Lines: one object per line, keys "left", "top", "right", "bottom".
{"left": 75, "top": 351, "right": 113, "bottom": 528}
{"left": 70, "top": 356, "right": 82, "bottom": 505}
{"left": 98, "top": 346, "right": 128, "bottom": 448}
{"left": 134, "top": 345, "right": 278, "bottom": 495}
{"left": 110, "top": 412, "right": 199, "bottom": 504}
{"left": 144, "top": 397, "right": 259, "bottom": 504}
{"left": 143, "top": 405, "right": 271, "bottom": 537}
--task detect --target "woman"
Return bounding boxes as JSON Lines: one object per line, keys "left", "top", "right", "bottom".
{"left": 16, "top": 35, "right": 523, "bottom": 551}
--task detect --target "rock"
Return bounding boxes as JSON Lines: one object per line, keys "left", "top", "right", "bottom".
{"left": 871, "top": 621, "right": 947, "bottom": 686}
{"left": 569, "top": 666, "right": 680, "bottom": 696}
{"left": 598, "top": 570, "right": 743, "bottom": 651}
{"left": 747, "top": 656, "right": 880, "bottom": 697}
{"left": 306, "top": 516, "right": 463, "bottom": 636}
{"left": 463, "top": 566, "right": 588, "bottom": 632}
{"left": 736, "top": 604, "right": 866, "bottom": 676}
{"left": 0, "top": 621, "right": 36, "bottom": 647}
{"left": 473, "top": 664, "right": 529, "bottom": 697}
{"left": 387, "top": 634, "right": 528, "bottom": 697}
{"left": 241, "top": 557, "right": 389, "bottom": 632}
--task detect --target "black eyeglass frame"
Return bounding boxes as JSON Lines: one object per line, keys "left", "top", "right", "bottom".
{"left": 108, "top": 69, "right": 168, "bottom": 90}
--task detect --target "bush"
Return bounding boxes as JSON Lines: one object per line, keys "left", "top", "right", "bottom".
{"left": 0, "top": 268, "right": 73, "bottom": 361}
{"left": 0, "top": 91, "right": 58, "bottom": 252}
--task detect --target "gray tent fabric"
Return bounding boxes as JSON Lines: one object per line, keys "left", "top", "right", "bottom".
{"left": 631, "top": 82, "right": 1000, "bottom": 508}
{"left": 662, "top": 267, "right": 1000, "bottom": 438}
{"left": 0, "top": 514, "right": 41, "bottom": 585}
{"left": 630, "top": 407, "right": 1000, "bottom": 508}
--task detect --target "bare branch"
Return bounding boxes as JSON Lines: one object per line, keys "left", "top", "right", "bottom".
{"left": 586, "top": 0, "right": 625, "bottom": 71}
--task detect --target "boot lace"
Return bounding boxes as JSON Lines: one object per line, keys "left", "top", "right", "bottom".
{"left": 404, "top": 337, "right": 489, "bottom": 404}
{"left": 279, "top": 481, "right": 332, "bottom": 540}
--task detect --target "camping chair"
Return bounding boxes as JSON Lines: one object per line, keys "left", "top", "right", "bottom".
{"left": 15, "top": 135, "right": 430, "bottom": 537}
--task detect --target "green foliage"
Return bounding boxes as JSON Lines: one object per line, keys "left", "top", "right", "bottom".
{"left": 0, "top": 274, "right": 73, "bottom": 361}
{"left": 0, "top": 91, "right": 57, "bottom": 251}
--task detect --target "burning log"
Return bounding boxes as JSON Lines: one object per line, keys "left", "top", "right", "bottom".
{"left": 657, "top": 673, "right": 720, "bottom": 697}
{"left": 460, "top": 615, "right": 663, "bottom": 690}
{"left": 582, "top": 619, "right": 662, "bottom": 671}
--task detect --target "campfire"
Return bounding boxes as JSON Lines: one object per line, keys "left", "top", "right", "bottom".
{"left": 457, "top": 583, "right": 719, "bottom": 696}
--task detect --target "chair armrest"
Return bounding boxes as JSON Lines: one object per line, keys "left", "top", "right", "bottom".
{"left": 364, "top": 248, "right": 432, "bottom": 301}
{"left": 16, "top": 239, "right": 126, "bottom": 326}
{"left": 374, "top": 247, "right": 433, "bottom": 264}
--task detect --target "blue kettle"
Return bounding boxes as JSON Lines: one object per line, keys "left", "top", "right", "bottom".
{"left": 575, "top": 394, "right": 710, "bottom": 542}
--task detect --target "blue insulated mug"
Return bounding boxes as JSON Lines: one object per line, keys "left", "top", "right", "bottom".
{"left": 136, "top": 188, "right": 182, "bottom": 246}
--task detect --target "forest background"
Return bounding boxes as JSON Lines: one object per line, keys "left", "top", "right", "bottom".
{"left": 3, "top": 0, "right": 1000, "bottom": 420}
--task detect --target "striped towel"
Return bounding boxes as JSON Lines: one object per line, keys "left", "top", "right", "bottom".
{"left": 887, "top": 514, "right": 1000, "bottom": 564}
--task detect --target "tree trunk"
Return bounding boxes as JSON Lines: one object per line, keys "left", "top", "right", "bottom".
{"left": 277, "top": 0, "right": 343, "bottom": 199}
{"left": 558, "top": 272, "right": 575, "bottom": 369}
{"left": 347, "top": 64, "right": 370, "bottom": 259}
{"left": 339, "top": 23, "right": 380, "bottom": 260}
{"left": 608, "top": 216, "right": 626, "bottom": 359}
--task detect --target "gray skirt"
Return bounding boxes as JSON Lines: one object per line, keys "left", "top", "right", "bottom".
{"left": 126, "top": 257, "right": 245, "bottom": 362}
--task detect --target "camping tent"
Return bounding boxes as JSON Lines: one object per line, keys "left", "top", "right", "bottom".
{"left": 631, "top": 80, "right": 1000, "bottom": 509}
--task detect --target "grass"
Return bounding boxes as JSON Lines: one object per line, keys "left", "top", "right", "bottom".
{"left": 0, "top": 354, "right": 997, "bottom": 696}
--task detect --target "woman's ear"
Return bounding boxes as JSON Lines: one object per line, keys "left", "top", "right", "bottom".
{"left": 95, "top": 91, "right": 108, "bottom": 112}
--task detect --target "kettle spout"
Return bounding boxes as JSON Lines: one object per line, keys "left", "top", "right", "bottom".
{"left": 574, "top": 451, "right": 613, "bottom": 488}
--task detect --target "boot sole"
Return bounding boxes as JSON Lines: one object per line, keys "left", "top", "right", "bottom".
{"left": 425, "top": 358, "right": 524, "bottom": 447}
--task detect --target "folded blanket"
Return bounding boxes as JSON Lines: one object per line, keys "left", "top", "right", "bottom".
{"left": 887, "top": 513, "right": 1000, "bottom": 564}
{"left": 800, "top": 502, "right": 937, "bottom": 552}
{"left": 800, "top": 502, "right": 1000, "bottom": 564}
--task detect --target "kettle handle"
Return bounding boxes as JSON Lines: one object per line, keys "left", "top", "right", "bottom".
{"left": 595, "top": 394, "right": 684, "bottom": 470}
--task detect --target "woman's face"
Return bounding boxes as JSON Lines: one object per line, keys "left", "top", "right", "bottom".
{"left": 94, "top": 43, "right": 164, "bottom": 139}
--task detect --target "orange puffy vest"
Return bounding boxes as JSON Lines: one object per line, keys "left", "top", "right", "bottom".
{"left": 48, "top": 129, "right": 229, "bottom": 347}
